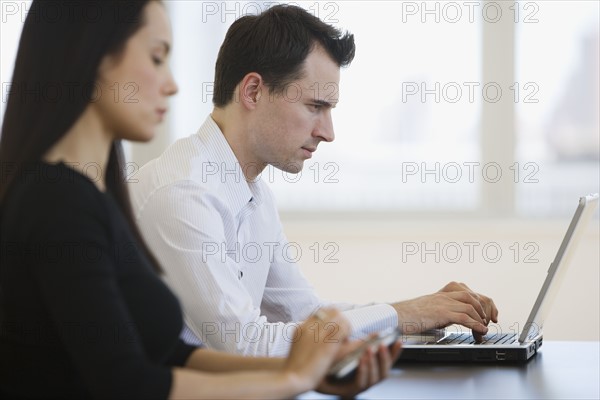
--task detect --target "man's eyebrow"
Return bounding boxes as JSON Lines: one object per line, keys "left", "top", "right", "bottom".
{"left": 312, "top": 99, "right": 338, "bottom": 108}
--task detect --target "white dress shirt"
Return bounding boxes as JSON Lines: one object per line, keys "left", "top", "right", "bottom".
{"left": 130, "top": 116, "right": 398, "bottom": 356}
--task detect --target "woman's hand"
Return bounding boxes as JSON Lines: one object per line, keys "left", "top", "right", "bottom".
{"left": 283, "top": 308, "right": 351, "bottom": 391}
{"left": 316, "top": 335, "right": 403, "bottom": 397}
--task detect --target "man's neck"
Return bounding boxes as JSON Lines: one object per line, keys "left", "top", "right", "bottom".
{"left": 211, "top": 108, "right": 266, "bottom": 181}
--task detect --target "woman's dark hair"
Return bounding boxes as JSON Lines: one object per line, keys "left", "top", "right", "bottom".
{"left": 0, "top": 0, "right": 163, "bottom": 273}
{"left": 213, "top": 4, "right": 356, "bottom": 107}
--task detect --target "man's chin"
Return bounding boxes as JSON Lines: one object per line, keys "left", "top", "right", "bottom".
{"left": 270, "top": 161, "right": 304, "bottom": 175}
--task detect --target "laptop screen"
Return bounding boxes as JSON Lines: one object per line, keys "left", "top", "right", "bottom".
{"left": 519, "top": 194, "right": 599, "bottom": 343}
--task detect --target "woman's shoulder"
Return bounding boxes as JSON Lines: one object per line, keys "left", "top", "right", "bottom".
{"left": 2, "top": 162, "right": 109, "bottom": 232}
{"left": 10, "top": 161, "right": 103, "bottom": 202}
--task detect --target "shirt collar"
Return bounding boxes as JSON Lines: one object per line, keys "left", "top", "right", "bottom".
{"left": 195, "top": 115, "right": 261, "bottom": 217}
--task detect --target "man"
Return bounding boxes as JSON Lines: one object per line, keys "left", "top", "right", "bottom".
{"left": 131, "top": 4, "right": 498, "bottom": 356}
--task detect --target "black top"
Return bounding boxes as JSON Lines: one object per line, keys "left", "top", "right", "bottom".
{"left": 0, "top": 162, "right": 197, "bottom": 399}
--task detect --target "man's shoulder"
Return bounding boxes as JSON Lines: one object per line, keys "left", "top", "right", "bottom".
{"left": 130, "top": 132, "right": 219, "bottom": 207}
{"left": 147, "top": 128, "right": 225, "bottom": 178}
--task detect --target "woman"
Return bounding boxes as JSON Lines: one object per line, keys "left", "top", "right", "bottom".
{"left": 0, "top": 1, "right": 401, "bottom": 398}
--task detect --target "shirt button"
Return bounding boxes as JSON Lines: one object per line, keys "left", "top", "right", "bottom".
{"left": 238, "top": 271, "right": 243, "bottom": 279}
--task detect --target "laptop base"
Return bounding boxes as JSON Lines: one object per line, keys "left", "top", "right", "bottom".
{"left": 397, "top": 337, "right": 542, "bottom": 363}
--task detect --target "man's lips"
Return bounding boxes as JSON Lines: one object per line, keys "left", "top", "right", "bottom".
{"left": 301, "top": 147, "right": 316, "bottom": 159}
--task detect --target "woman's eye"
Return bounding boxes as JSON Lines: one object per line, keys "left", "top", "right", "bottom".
{"left": 152, "top": 56, "right": 163, "bottom": 66}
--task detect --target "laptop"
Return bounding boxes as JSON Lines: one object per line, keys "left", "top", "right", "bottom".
{"left": 397, "top": 193, "right": 599, "bottom": 363}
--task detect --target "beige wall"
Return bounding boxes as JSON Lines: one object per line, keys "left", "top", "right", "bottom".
{"left": 280, "top": 215, "right": 600, "bottom": 341}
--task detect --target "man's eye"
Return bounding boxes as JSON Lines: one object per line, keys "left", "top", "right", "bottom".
{"left": 310, "top": 104, "right": 322, "bottom": 111}
{"left": 152, "top": 56, "right": 163, "bottom": 66}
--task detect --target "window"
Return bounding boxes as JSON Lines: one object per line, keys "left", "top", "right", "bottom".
{"left": 2, "top": 1, "right": 597, "bottom": 217}
{"left": 514, "top": 0, "right": 600, "bottom": 216}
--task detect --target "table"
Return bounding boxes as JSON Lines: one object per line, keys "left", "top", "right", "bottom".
{"left": 300, "top": 341, "right": 600, "bottom": 399}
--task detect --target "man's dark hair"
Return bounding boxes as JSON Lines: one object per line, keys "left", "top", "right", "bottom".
{"left": 213, "top": 4, "right": 355, "bottom": 107}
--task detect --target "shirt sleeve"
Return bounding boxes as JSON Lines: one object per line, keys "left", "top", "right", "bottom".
{"left": 28, "top": 185, "right": 175, "bottom": 399}
{"left": 136, "top": 180, "right": 327, "bottom": 356}
{"left": 138, "top": 178, "right": 400, "bottom": 357}
{"left": 260, "top": 210, "right": 399, "bottom": 340}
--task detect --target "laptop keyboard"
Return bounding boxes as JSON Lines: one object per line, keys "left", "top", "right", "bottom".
{"left": 435, "top": 332, "right": 518, "bottom": 345}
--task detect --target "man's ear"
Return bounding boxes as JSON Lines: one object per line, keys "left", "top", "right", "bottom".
{"left": 239, "top": 72, "right": 263, "bottom": 110}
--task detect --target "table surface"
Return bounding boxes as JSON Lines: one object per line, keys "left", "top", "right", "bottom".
{"left": 300, "top": 341, "right": 600, "bottom": 399}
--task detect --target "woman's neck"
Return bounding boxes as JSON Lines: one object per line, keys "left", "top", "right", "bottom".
{"left": 43, "top": 107, "right": 113, "bottom": 192}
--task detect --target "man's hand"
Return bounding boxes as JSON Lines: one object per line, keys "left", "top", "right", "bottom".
{"left": 391, "top": 281, "right": 499, "bottom": 342}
